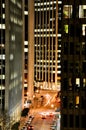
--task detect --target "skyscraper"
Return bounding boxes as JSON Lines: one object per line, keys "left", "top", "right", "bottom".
{"left": 34, "top": 0, "right": 61, "bottom": 90}
{"left": 61, "top": 0, "right": 86, "bottom": 129}
{"left": 0, "top": 0, "right": 23, "bottom": 123}
{"left": 23, "top": 0, "right": 34, "bottom": 106}
{"left": 23, "top": 0, "right": 29, "bottom": 107}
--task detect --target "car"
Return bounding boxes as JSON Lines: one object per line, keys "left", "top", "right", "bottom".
{"left": 50, "top": 127, "right": 56, "bottom": 130}
{"left": 41, "top": 115, "right": 46, "bottom": 119}
{"left": 29, "top": 115, "right": 34, "bottom": 119}
{"left": 49, "top": 112, "right": 54, "bottom": 117}
{"left": 27, "top": 125, "right": 34, "bottom": 130}
{"left": 50, "top": 124, "right": 56, "bottom": 130}
{"left": 22, "top": 126, "right": 27, "bottom": 130}
{"left": 26, "top": 120, "right": 31, "bottom": 125}
{"left": 28, "top": 118, "right": 32, "bottom": 122}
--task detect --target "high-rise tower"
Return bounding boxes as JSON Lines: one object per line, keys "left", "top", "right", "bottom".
{"left": 23, "top": 0, "right": 29, "bottom": 107}
{"left": 0, "top": 0, "right": 23, "bottom": 122}
{"left": 61, "top": 0, "right": 86, "bottom": 129}
{"left": 34, "top": 0, "right": 61, "bottom": 90}
{"left": 23, "top": 0, "right": 34, "bottom": 106}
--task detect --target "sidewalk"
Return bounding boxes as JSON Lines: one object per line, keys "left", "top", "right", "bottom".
{"left": 18, "top": 108, "right": 35, "bottom": 130}
{"left": 19, "top": 116, "right": 28, "bottom": 130}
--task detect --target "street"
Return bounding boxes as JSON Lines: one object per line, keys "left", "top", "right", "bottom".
{"left": 30, "top": 108, "right": 55, "bottom": 130}
{"left": 32, "top": 89, "right": 60, "bottom": 109}
{"left": 19, "top": 89, "right": 60, "bottom": 130}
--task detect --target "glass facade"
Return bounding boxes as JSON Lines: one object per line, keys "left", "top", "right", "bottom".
{"left": 61, "top": 0, "right": 86, "bottom": 130}
{"left": 0, "top": 0, "right": 23, "bottom": 122}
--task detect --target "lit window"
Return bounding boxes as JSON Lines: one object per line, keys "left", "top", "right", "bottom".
{"left": 11, "top": 35, "right": 15, "bottom": 41}
{"left": 79, "top": 5, "right": 86, "bottom": 18}
{"left": 2, "top": 14, "right": 5, "bottom": 19}
{"left": 0, "top": 55, "right": 5, "bottom": 60}
{"left": 2, "top": 4, "right": 5, "bottom": 8}
{"left": 0, "top": 75, "right": 5, "bottom": 79}
{"left": 24, "top": 48, "right": 28, "bottom": 52}
{"left": 69, "top": 78, "right": 72, "bottom": 90}
{"left": 64, "top": 25, "right": 68, "bottom": 33}
{"left": 76, "top": 96, "right": 79, "bottom": 104}
{"left": 76, "top": 78, "right": 80, "bottom": 87}
{"left": 82, "top": 24, "right": 86, "bottom": 36}
{"left": 24, "top": 11, "right": 28, "bottom": 15}
{"left": 0, "top": 24, "right": 5, "bottom": 29}
{"left": 83, "top": 78, "right": 86, "bottom": 88}
{"left": 75, "top": 96, "right": 79, "bottom": 108}
{"left": 63, "top": 5, "right": 72, "bottom": 18}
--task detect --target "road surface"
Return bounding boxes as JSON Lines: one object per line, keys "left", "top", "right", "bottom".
{"left": 30, "top": 108, "right": 56, "bottom": 130}
{"left": 19, "top": 89, "right": 60, "bottom": 130}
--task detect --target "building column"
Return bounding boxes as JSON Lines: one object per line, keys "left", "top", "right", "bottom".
{"left": 28, "top": 0, "right": 34, "bottom": 100}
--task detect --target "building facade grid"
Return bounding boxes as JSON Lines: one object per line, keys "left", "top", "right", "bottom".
{"left": 34, "top": 0, "right": 60, "bottom": 90}
{"left": 61, "top": 0, "right": 86, "bottom": 129}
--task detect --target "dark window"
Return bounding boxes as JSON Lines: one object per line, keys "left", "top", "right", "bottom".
{"left": 63, "top": 78, "right": 68, "bottom": 90}
{"left": 53, "top": 73, "right": 55, "bottom": 82}
{"left": 82, "top": 43, "right": 86, "bottom": 55}
{"left": 81, "top": 115, "right": 86, "bottom": 128}
{"left": 0, "top": 79, "right": 5, "bottom": 85}
{"left": 72, "top": 5, "right": 79, "bottom": 18}
{"left": 25, "top": 0, "right": 28, "bottom": 11}
{"left": 25, "top": 64, "right": 28, "bottom": 69}
{"left": 64, "top": 42, "right": 68, "bottom": 54}
{"left": 70, "top": 42, "right": 74, "bottom": 55}
{"left": 75, "top": 115, "right": 79, "bottom": 128}
{"left": 25, "top": 15, "right": 28, "bottom": 41}
{"left": 40, "top": 71, "right": 42, "bottom": 80}
{"left": 69, "top": 24, "right": 74, "bottom": 37}
{"left": 76, "top": 25, "right": 81, "bottom": 37}
{"left": 76, "top": 44, "right": 80, "bottom": 55}
{"left": 69, "top": 115, "right": 74, "bottom": 127}
{"left": 84, "top": 10, "right": 86, "bottom": 17}
{"left": 69, "top": 62, "right": 73, "bottom": 72}
{"left": 63, "top": 114, "right": 68, "bottom": 127}
{"left": 63, "top": 96, "right": 68, "bottom": 108}
{"left": 82, "top": 62, "right": 86, "bottom": 73}
{"left": 69, "top": 97, "right": 73, "bottom": 109}
{"left": 25, "top": 59, "right": 28, "bottom": 64}
{"left": 24, "top": 73, "right": 28, "bottom": 79}
{"left": 81, "top": 97, "right": 86, "bottom": 109}
{"left": 63, "top": 60, "right": 68, "bottom": 72}
{"left": 43, "top": 72, "right": 45, "bottom": 81}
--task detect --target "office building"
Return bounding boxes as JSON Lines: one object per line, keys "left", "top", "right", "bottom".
{"left": 0, "top": 0, "right": 23, "bottom": 123}
{"left": 58, "top": 0, "right": 62, "bottom": 90}
{"left": 23, "top": 0, "right": 34, "bottom": 106}
{"left": 23, "top": 0, "right": 29, "bottom": 107}
{"left": 23, "top": 0, "right": 61, "bottom": 104}
{"left": 61, "top": 0, "right": 86, "bottom": 130}
{"left": 34, "top": 0, "right": 61, "bottom": 90}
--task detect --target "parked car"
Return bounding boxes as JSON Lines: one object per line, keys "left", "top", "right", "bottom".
{"left": 41, "top": 114, "right": 46, "bottom": 119}
{"left": 29, "top": 115, "right": 34, "bottom": 119}
{"left": 27, "top": 125, "right": 34, "bottom": 130}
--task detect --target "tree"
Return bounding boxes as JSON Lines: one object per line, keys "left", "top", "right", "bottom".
{"left": 21, "top": 108, "right": 29, "bottom": 117}
{"left": 11, "top": 122, "right": 20, "bottom": 130}
{"left": 0, "top": 126, "right": 2, "bottom": 130}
